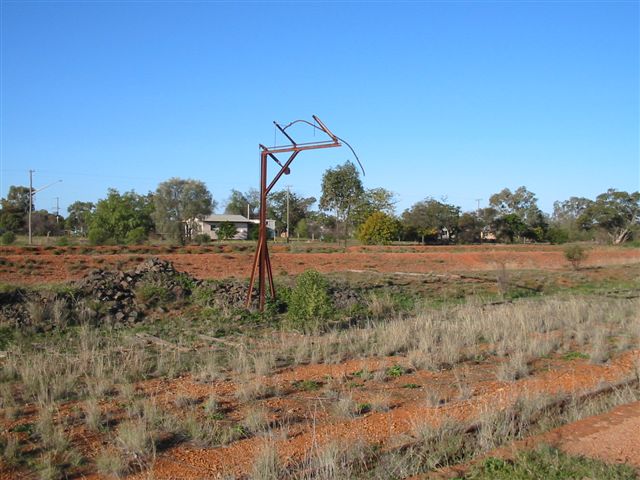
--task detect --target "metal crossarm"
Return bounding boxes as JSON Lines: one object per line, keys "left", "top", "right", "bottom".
{"left": 245, "top": 115, "right": 351, "bottom": 311}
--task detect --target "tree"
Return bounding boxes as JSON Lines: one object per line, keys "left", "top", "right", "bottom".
{"left": 88, "top": 189, "right": 154, "bottom": 245}
{"left": 216, "top": 221, "right": 237, "bottom": 240}
{"left": 489, "top": 186, "right": 537, "bottom": 214}
{"left": 578, "top": 189, "right": 640, "bottom": 244}
{"left": 268, "top": 189, "right": 316, "bottom": 236}
{"left": 489, "top": 187, "right": 547, "bottom": 242}
{"left": 352, "top": 188, "right": 397, "bottom": 227}
{"left": 494, "top": 213, "right": 527, "bottom": 243}
{"left": 550, "top": 196, "right": 593, "bottom": 242}
{"left": 296, "top": 218, "right": 310, "bottom": 238}
{"left": 304, "top": 211, "right": 335, "bottom": 241}
{"left": 65, "top": 201, "right": 95, "bottom": 236}
{"left": 152, "top": 178, "right": 214, "bottom": 243}
{"left": 457, "top": 212, "right": 483, "bottom": 244}
{"left": 319, "top": 161, "right": 364, "bottom": 247}
{"left": 553, "top": 197, "right": 593, "bottom": 225}
{"left": 31, "top": 210, "right": 64, "bottom": 236}
{"left": 401, "top": 198, "right": 460, "bottom": 243}
{"left": 0, "top": 185, "right": 33, "bottom": 233}
{"left": 358, "top": 212, "right": 400, "bottom": 245}
{"left": 224, "top": 189, "right": 259, "bottom": 218}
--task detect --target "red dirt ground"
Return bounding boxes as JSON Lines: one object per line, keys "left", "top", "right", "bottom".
{"left": 1, "top": 244, "right": 639, "bottom": 285}
{"left": 3, "top": 347, "right": 637, "bottom": 480}
{"left": 425, "top": 400, "right": 640, "bottom": 479}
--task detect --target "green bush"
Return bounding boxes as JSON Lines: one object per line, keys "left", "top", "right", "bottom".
{"left": 192, "top": 285, "right": 216, "bottom": 308}
{"left": 216, "top": 222, "right": 237, "bottom": 240}
{"left": 546, "top": 226, "right": 569, "bottom": 244}
{"left": 285, "top": 269, "right": 333, "bottom": 332}
{"left": 135, "top": 282, "right": 174, "bottom": 307}
{"left": 464, "top": 444, "right": 636, "bottom": 479}
{"left": 358, "top": 212, "right": 400, "bottom": 245}
{"left": 88, "top": 227, "right": 110, "bottom": 245}
{"left": 1, "top": 231, "right": 16, "bottom": 245}
{"left": 193, "top": 234, "right": 211, "bottom": 245}
{"left": 125, "top": 227, "right": 148, "bottom": 245}
{"left": 564, "top": 244, "right": 587, "bottom": 270}
{"left": 56, "top": 236, "right": 70, "bottom": 247}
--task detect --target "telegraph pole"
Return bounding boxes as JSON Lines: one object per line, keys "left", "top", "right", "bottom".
{"left": 27, "top": 171, "right": 62, "bottom": 245}
{"left": 475, "top": 198, "right": 483, "bottom": 244}
{"left": 54, "top": 197, "right": 60, "bottom": 224}
{"left": 28, "top": 170, "right": 34, "bottom": 245}
{"left": 286, "top": 185, "right": 291, "bottom": 244}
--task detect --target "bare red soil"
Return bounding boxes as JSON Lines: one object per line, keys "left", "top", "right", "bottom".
{"left": 426, "top": 400, "right": 640, "bottom": 480}
{"left": 1, "top": 244, "right": 638, "bottom": 285}
{"left": 2, "top": 348, "right": 637, "bottom": 480}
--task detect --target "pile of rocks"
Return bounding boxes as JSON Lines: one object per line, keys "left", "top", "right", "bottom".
{"left": 0, "top": 287, "right": 29, "bottom": 328}
{"left": 330, "top": 284, "right": 364, "bottom": 310}
{"left": 205, "top": 280, "right": 249, "bottom": 310}
{"left": 0, "top": 258, "right": 201, "bottom": 331}
{"left": 75, "top": 257, "right": 198, "bottom": 325}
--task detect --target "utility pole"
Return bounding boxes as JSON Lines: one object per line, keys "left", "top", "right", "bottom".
{"left": 28, "top": 170, "right": 34, "bottom": 245}
{"left": 54, "top": 197, "right": 60, "bottom": 224}
{"left": 475, "top": 198, "right": 483, "bottom": 244}
{"left": 27, "top": 171, "right": 62, "bottom": 245}
{"left": 285, "top": 185, "right": 291, "bottom": 244}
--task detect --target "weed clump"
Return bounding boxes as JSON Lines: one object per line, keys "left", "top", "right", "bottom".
{"left": 564, "top": 244, "right": 588, "bottom": 270}
{"left": 1, "top": 231, "right": 16, "bottom": 245}
{"left": 464, "top": 444, "right": 637, "bottom": 479}
{"left": 285, "top": 269, "right": 333, "bottom": 332}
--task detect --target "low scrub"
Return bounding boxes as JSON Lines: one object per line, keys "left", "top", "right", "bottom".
{"left": 285, "top": 269, "right": 334, "bottom": 332}
{"left": 462, "top": 444, "right": 637, "bottom": 479}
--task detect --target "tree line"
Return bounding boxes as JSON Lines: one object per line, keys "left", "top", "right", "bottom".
{"left": 1, "top": 162, "right": 638, "bottom": 245}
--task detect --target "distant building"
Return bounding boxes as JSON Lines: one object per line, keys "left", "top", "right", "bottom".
{"left": 188, "top": 214, "right": 276, "bottom": 240}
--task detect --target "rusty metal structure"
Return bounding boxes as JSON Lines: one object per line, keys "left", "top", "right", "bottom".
{"left": 246, "top": 115, "right": 357, "bottom": 311}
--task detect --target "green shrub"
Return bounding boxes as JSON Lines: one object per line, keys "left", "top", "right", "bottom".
{"left": 464, "top": 444, "right": 637, "bottom": 479}
{"left": 285, "top": 269, "right": 333, "bottom": 332}
{"left": 546, "top": 226, "right": 569, "bottom": 244}
{"left": 55, "top": 236, "right": 70, "bottom": 246}
{"left": 564, "top": 244, "right": 587, "bottom": 270}
{"left": 216, "top": 222, "right": 237, "bottom": 240}
{"left": 135, "top": 282, "right": 173, "bottom": 306}
{"left": 1, "top": 231, "right": 16, "bottom": 245}
{"left": 125, "top": 227, "right": 148, "bottom": 245}
{"left": 88, "top": 227, "right": 110, "bottom": 245}
{"left": 358, "top": 212, "right": 400, "bottom": 245}
{"left": 192, "top": 285, "right": 216, "bottom": 308}
{"left": 193, "top": 233, "right": 211, "bottom": 245}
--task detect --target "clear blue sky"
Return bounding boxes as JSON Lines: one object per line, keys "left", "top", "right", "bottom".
{"left": 1, "top": 1, "right": 638, "bottom": 217}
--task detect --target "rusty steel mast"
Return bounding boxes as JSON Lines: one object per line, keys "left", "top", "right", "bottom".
{"left": 246, "top": 115, "right": 358, "bottom": 311}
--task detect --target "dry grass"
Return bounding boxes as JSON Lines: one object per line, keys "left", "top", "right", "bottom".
{"left": 1, "top": 293, "right": 637, "bottom": 479}
{"left": 235, "top": 377, "right": 273, "bottom": 402}
{"left": 243, "top": 405, "right": 271, "bottom": 435}
{"left": 114, "top": 419, "right": 156, "bottom": 472}
{"left": 83, "top": 398, "right": 104, "bottom": 432}
{"left": 277, "top": 297, "right": 638, "bottom": 374}
{"left": 496, "top": 351, "right": 530, "bottom": 382}
{"left": 1, "top": 435, "right": 21, "bottom": 467}
{"left": 251, "top": 440, "right": 281, "bottom": 479}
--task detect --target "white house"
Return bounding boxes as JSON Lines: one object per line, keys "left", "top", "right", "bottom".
{"left": 189, "top": 214, "right": 276, "bottom": 240}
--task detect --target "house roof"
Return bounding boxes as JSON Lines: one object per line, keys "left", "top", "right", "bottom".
{"left": 201, "top": 214, "right": 249, "bottom": 223}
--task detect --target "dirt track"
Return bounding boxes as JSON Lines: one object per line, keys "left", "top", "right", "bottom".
{"left": 1, "top": 244, "right": 639, "bottom": 285}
